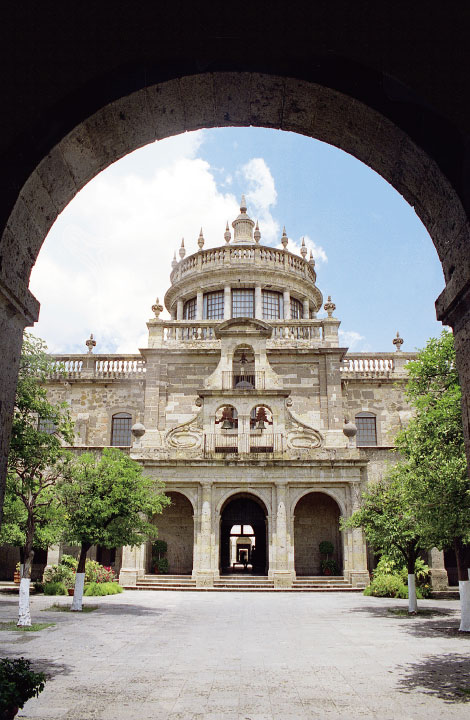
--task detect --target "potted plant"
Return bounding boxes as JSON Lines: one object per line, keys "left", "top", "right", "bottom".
{"left": 13, "top": 563, "right": 21, "bottom": 585}
{"left": 157, "top": 558, "right": 169, "bottom": 574}
{"left": 0, "top": 657, "right": 46, "bottom": 719}
{"left": 151, "top": 540, "right": 168, "bottom": 574}
{"left": 319, "top": 541, "right": 339, "bottom": 576}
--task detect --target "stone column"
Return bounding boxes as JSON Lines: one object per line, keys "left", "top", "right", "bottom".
{"left": 302, "top": 297, "right": 309, "bottom": 319}
{"left": 119, "top": 543, "right": 146, "bottom": 586}
{"left": 194, "top": 482, "right": 215, "bottom": 587}
{"left": 283, "top": 290, "right": 291, "bottom": 320}
{"left": 255, "top": 285, "right": 262, "bottom": 319}
{"left": 272, "top": 482, "right": 293, "bottom": 588}
{"left": 176, "top": 299, "right": 184, "bottom": 320}
{"left": 346, "top": 482, "right": 369, "bottom": 588}
{"left": 196, "top": 290, "right": 203, "bottom": 321}
{"left": 224, "top": 285, "right": 231, "bottom": 319}
{"left": 428, "top": 548, "right": 448, "bottom": 590}
{"left": 46, "top": 545, "right": 61, "bottom": 567}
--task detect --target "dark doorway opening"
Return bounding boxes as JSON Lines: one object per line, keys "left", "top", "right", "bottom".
{"left": 220, "top": 495, "right": 267, "bottom": 575}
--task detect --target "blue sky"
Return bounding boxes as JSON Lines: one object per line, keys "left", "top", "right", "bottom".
{"left": 29, "top": 127, "right": 444, "bottom": 355}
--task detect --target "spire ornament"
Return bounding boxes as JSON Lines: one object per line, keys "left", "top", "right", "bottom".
{"left": 254, "top": 221, "right": 261, "bottom": 243}
{"left": 224, "top": 222, "right": 231, "bottom": 243}
{"left": 324, "top": 296, "right": 336, "bottom": 318}
{"left": 86, "top": 333, "right": 96, "bottom": 354}
{"left": 179, "top": 238, "right": 186, "bottom": 259}
{"left": 171, "top": 252, "right": 178, "bottom": 269}
{"left": 393, "top": 331, "right": 404, "bottom": 352}
{"left": 300, "top": 237, "right": 307, "bottom": 259}
{"left": 152, "top": 297, "right": 164, "bottom": 319}
{"left": 198, "top": 228, "right": 205, "bottom": 250}
{"left": 281, "top": 227, "right": 288, "bottom": 249}
{"left": 309, "top": 250, "right": 315, "bottom": 266}
{"left": 231, "top": 195, "right": 255, "bottom": 244}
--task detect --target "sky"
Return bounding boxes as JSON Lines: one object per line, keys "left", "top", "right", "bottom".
{"left": 29, "top": 127, "right": 445, "bottom": 355}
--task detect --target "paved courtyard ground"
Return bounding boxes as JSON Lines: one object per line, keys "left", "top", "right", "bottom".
{"left": 1, "top": 589, "right": 469, "bottom": 719}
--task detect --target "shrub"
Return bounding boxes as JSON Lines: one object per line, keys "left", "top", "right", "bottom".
{"left": 84, "top": 561, "right": 115, "bottom": 584}
{"left": 371, "top": 555, "right": 432, "bottom": 598}
{"left": 43, "top": 581, "right": 67, "bottom": 596}
{"left": 0, "top": 657, "right": 46, "bottom": 713}
{"left": 84, "top": 582, "right": 123, "bottom": 596}
{"left": 319, "top": 541, "right": 334, "bottom": 556}
{"left": 43, "top": 563, "right": 74, "bottom": 585}
{"left": 364, "top": 574, "right": 408, "bottom": 598}
{"left": 59, "top": 554, "right": 78, "bottom": 570}
{"left": 33, "top": 581, "right": 44, "bottom": 593}
{"left": 157, "top": 558, "right": 169, "bottom": 574}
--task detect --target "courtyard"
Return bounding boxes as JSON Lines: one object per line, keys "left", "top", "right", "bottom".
{"left": 1, "top": 590, "right": 469, "bottom": 719}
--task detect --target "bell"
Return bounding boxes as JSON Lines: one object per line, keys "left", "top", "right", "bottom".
{"left": 222, "top": 419, "right": 232, "bottom": 429}
{"left": 257, "top": 419, "right": 266, "bottom": 430}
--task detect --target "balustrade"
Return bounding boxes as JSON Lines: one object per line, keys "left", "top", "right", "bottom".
{"left": 221, "top": 370, "right": 265, "bottom": 390}
{"left": 340, "top": 356, "right": 395, "bottom": 377}
{"left": 204, "top": 432, "right": 283, "bottom": 456}
{"left": 49, "top": 355, "right": 145, "bottom": 380}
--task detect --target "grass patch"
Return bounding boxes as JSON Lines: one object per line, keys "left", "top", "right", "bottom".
{"left": 387, "top": 608, "right": 443, "bottom": 618}
{"left": 457, "top": 688, "right": 470, "bottom": 697}
{"left": 42, "top": 603, "right": 99, "bottom": 613}
{"left": 0, "top": 621, "right": 55, "bottom": 632}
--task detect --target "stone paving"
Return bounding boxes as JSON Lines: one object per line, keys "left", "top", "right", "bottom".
{"left": 1, "top": 590, "right": 469, "bottom": 719}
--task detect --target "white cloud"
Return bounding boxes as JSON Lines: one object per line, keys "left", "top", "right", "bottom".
{"left": 29, "top": 133, "right": 282, "bottom": 354}
{"left": 338, "top": 330, "right": 365, "bottom": 350}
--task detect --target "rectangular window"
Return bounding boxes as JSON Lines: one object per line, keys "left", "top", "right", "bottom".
{"left": 183, "top": 297, "right": 197, "bottom": 320}
{"left": 262, "top": 290, "right": 283, "bottom": 319}
{"left": 111, "top": 413, "right": 132, "bottom": 446}
{"left": 355, "top": 415, "right": 377, "bottom": 447}
{"left": 204, "top": 291, "right": 224, "bottom": 319}
{"left": 291, "top": 297, "right": 303, "bottom": 319}
{"left": 38, "top": 418, "right": 56, "bottom": 435}
{"left": 232, "top": 289, "right": 254, "bottom": 318}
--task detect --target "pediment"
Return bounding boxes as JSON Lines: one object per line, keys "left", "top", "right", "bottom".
{"left": 215, "top": 317, "right": 273, "bottom": 338}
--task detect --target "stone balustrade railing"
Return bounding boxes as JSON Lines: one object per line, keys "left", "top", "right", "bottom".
{"left": 170, "top": 244, "right": 316, "bottom": 285}
{"left": 340, "top": 353, "right": 415, "bottom": 378}
{"left": 204, "top": 432, "right": 283, "bottom": 456}
{"left": 49, "top": 355, "right": 145, "bottom": 380}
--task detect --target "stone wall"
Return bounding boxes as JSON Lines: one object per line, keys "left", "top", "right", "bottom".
{"left": 344, "top": 379, "right": 411, "bottom": 445}
{"left": 151, "top": 492, "right": 194, "bottom": 574}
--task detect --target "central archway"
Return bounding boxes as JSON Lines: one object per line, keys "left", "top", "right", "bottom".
{"left": 219, "top": 494, "right": 268, "bottom": 575}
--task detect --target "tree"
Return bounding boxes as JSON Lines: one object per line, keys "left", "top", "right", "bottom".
{"left": 395, "top": 330, "right": 470, "bottom": 630}
{"left": 58, "top": 448, "right": 170, "bottom": 610}
{"left": 6, "top": 334, "right": 73, "bottom": 626}
{"left": 342, "top": 471, "right": 427, "bottom": 613}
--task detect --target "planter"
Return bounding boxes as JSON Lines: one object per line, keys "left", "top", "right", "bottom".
{"left": 67, "top": 588, "right": 74, "bottom": 596}
{"left": 13, "top": 571, "right": 21, "bottom": 585}
{"left": 1, "top": 705, "right": 19, "bottom": 720}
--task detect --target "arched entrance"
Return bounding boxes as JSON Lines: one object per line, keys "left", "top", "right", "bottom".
{"left": 220, "top": 494, "right": 268, "bottom": 575}
{"left": 294, "top": 492, "right": 342, "bottom": 576}
{"left": 151, "top": 492, "right": 194, "bottom": 575}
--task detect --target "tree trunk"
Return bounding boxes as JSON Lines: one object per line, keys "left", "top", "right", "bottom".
{"left": 407, "top": 553, "right": 417, "bottom": 615}
{"left": 71, "top": 542, "right": 90, "bottom": 612}
{"left": 454, "top": 537, "right": 470, "bottom": 632}
{"left": 17, "top": 521, "right": 34, "bottom": 626}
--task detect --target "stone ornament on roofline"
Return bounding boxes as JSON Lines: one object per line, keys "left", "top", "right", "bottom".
{"left": 324, "top": 296, "right": 336, "bottom": 317}
{"left": 85, "top": 333, "right": 96, "bottom": 354}
{"left": 152, "top": 297, "right": 164, "bottom": 319}
{"left": 393, "top": 331, "right": 404, "bottom": 352}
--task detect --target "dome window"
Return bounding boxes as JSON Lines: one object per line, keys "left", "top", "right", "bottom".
{"left": 262, "top": 290, "right": 283, "bottom": 320}
{"left": 291, "top": 297, "right": 303, "bottom": 319}
{"left": 232, "top": 289, "right": 254, "bottom": 318}
{"left": 204, "top": 291, "right": 224, "bottom": 319}
{"left": 183, "top": 297, "right": 197, "bottom": 320}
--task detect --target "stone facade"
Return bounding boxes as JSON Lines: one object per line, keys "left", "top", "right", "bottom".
{"left": 3, "top": 199, "right": 429, "bottom": 588}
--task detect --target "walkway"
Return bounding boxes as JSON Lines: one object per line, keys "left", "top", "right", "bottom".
{"left": 1, "top": 590, "right": 469, "bottom": 719}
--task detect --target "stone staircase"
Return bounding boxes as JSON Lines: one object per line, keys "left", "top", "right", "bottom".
{"left": 132, "top": 574, "right": 362, "bottom": 592}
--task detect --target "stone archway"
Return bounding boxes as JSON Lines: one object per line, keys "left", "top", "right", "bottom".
{"left": 294, "top": 492, "right": 342, "bottom": 576}
{"left": 219, "top": 493, "right": 268, "bottom": 575}
{"left": 2, "top": 64, "right": 470, "bottom": 517}
{"left": 151, "top": 491, "right": 194, "bottom": 575}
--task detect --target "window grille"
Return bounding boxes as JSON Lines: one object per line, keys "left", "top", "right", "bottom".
{"left": 291, "top": 297, "right": 303, "bottom": 319}
{"left": 232, "top": 289, "right": 254, "bottom": 318}
{"left": 183, "top": 297, "right": 197, "bottom": 320}
{"left": 355, "top": 412, "right": 377, "bottom": 447}
{"left": 204, "top": 291, "right": 224, "bottom": 319}
{"left": 111, "top": 412, "right": 132, "bottom": 446}
{"left": 262, "top": 290, "right": 283, "bottom": 319}
{"left": 38, "top": 418, "right": 56, "bottom": 435}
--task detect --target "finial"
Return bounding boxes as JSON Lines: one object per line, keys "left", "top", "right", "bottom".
{"left": 324, "top": 295, "right": 336, "bottom": 318}
{"left": 254, "top": 220, "right": 261, "bottom": 243}
{"left": 198, "top": 228, "right": 205, "bottom": 250}
{"left": 300, "top": 237, "right": 307, "bottom": 258}
{"left": 224, "top": 222, "right": 231, "bottom": 243}
{"left": 240, "top": 194, "right": 247, "bottom": 212}
{"left": 179, "top": 238, "right": 186, "bottom": 259}
{"left": 86, "top": 333, "right": 96, "bottom": 354}
{"left": 309, "top": 249, "right": 315, "bottom": 266}
{"left": 281, "top": 226, "right": 288, "bottom": 249}
{"left": 152, "top": 297, "right": 163, "bottom": 319}
{"left": 393, "top": 331, "right": 404, "bottom": 352}
{"left": 171, "top": 251, "right": 178, "bottom": 269}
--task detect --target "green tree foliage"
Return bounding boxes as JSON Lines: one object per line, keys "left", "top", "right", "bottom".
{"left": 396, "top": 330, "right": 470, "bottom": 580}
{"left": 3, "top": 334, "right": 73, "bottom": 581}
{"left": 58, "top": 448, "right": 170, "bottom": 608}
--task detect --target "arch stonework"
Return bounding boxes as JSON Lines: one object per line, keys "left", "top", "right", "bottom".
{"left": 2, "top": 16, "right": 470, "bottom": 518}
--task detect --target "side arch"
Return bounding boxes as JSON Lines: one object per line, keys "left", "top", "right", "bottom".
{"left": 293, "top": 491, "right": 343, "bottom": 576}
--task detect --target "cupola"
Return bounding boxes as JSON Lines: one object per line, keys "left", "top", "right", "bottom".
{"left": 231, "top": 195, "right": 255, "bottom": 245}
